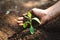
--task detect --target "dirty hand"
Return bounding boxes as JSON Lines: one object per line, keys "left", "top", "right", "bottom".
{"left": 17, "top": 8, "right": 51, "bottom": 26}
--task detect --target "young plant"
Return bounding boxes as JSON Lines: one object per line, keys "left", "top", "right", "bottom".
{"left": 23, "top": 11, "right": 41, "bottom": 34}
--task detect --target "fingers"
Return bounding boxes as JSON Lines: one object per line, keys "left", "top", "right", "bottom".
{"left": 17, "top": 17, "right": 24, "bottom": 26}
{"left": 23, "top": 13, "right": 27, "bottom": 16}
{"left": 17, "top": 21, "right": 23, "bottom": 26}
{"left": 41, "top": 18, "right": 46, "bottom": 25}
{"left": 17, "top": 21, "right": 23, "bottom": 24}
{"left": 17, "top": 17, "right": 24, "bottom": 21}
{"left": 17, "top": 13, "right": 27, "bottom": 26}
{"left": 17, "top": 23, "right": 23, "bottom": 26}
{"left": 41, "top": 16, "right": 49, "bottom": 25}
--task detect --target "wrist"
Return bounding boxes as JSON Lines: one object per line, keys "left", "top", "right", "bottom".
{"left": 46, "top": 1, "right": 60, "bottom": 19}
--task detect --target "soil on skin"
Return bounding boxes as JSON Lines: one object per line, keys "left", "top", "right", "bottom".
{"left": 0, "top": 0, "right": 60, "bottom": 40}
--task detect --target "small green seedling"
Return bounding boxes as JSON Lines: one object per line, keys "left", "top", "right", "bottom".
{"left": 23, "top": 11, "right": 41, "bottom": 34}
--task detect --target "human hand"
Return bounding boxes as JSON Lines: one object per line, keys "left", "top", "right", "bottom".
{"left": 17, "top": 8, "right": 51, "bottom": 26}
{"left": 30, "top": 8, "right": 51, "bottom": 25}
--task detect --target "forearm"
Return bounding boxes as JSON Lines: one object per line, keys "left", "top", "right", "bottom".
{"left": 46, "top": 1, "right": 60, "bottom": 19}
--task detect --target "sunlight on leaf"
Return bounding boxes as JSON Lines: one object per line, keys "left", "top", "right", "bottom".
{"left": 23, "top": 22, "right": 28, "bottom": 28}
{"left": 27, "top": 11, "right": 32, "bottom": 19}
{"left": 32, "top": 17, "right": 41, "bottom": 24}
{"left": 30, "top": 25, "right": 34, "bottom": 34}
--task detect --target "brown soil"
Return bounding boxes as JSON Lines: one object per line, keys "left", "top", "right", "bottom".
{"left": 0, "top": 0, "right": 60, "bottom": 40}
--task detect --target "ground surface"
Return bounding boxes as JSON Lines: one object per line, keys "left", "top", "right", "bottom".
{"left": 0, "top": 0, "right": 60, "bottom": 40}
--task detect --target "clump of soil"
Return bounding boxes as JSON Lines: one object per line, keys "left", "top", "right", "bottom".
{"left": 8, "top": 28, "right": 47, "bottom": 40}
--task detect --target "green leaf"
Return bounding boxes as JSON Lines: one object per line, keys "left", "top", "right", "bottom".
{"left": 30, "top": 25, "right": 34, "bottom": 34}
{"left": 23, "top": 22, "right": 28, "bottom": 28}
{"left": 27, "top": 11, "right": 32, "bottom": 18}
{"left": 32, "top": 17, "right": 41, "bottom": 24}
